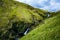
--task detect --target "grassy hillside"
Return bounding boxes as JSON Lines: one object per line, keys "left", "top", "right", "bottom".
{"left": 20, "top": 12, "right": 60, "bottom": 40}
{"left": 0, "top": 0, "right": 51, "bottom": 40}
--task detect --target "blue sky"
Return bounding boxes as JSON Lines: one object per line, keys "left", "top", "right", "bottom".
{"left": 16, "top": 0, "right": 60, "bottom": 12}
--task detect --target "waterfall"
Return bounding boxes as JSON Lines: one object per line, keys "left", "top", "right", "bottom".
{"left": 24, "top": 28, "right": 30, "bottom": 35}
{"left": 48, "top": 14, "right": 50, "bottom": 17}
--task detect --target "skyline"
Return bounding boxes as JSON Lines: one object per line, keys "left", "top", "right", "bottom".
{"left": 16, "top": 0, "right": 60, "bottom": 12}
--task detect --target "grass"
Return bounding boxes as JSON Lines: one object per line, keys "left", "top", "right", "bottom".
{"left": 0, "top": 0, "right": 59, "bottom": 40}
{"left": 0, "top": 0, "right": 49, "bottom": 40}
{"left": 0, "top": 0, "right": 45, "bottom": 28}
{"left": 20, "top": 13, "right": 60, "bottom": 40}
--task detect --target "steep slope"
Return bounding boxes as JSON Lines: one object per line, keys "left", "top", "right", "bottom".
{"left": 0, "top": 0, "right": 50, "bottom": 40}
{"left": 20, "top": 12, "right": 60, "bottom": 40}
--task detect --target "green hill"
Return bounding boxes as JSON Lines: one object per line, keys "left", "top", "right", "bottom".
{"left": 0, "top": 0, "right": 59, "bottom": 40}
{"left": 20, "top": 12, "right": 60, "bottom": 40}
{"left": 0, "top": 0, "right": 51, "bottom": 40}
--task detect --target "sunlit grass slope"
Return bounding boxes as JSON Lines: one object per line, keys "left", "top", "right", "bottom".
{"left": 0, "top": 0, "right": 49, "bottom": 39}
{"left": 0, "top": 0, "right": 47, "bottom": 27}
{"left": 20, "top": 13, "right": 60, "bottom": 40}
{"left": 0, "top": 0, "right": 44, "bottom": 30}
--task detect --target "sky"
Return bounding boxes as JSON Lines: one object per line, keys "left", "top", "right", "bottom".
{"left": 16, "top": 0, "right": 60, "bottom": 12}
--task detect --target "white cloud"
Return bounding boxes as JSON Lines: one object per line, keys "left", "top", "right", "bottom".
{"left": 17, "top": 0, "right": 32, "bottom": 3}
{"left": 16, "top": 0, "right": 60, "bottom": 11}
{"left": 16, "top": 0, "right": 48, "bottom": 5}
{"left": 38, "top": 0, "right": 48, "bottom": 4}
{"left": 41, "top": 0, "right": 60, "bottom": 11}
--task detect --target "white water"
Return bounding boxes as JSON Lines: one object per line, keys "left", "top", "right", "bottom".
{"left": 47, "top": 14, "right": 50, "bottom": 17}
{"left": 24, "top": 28, "right": 30, "bottom": 35}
